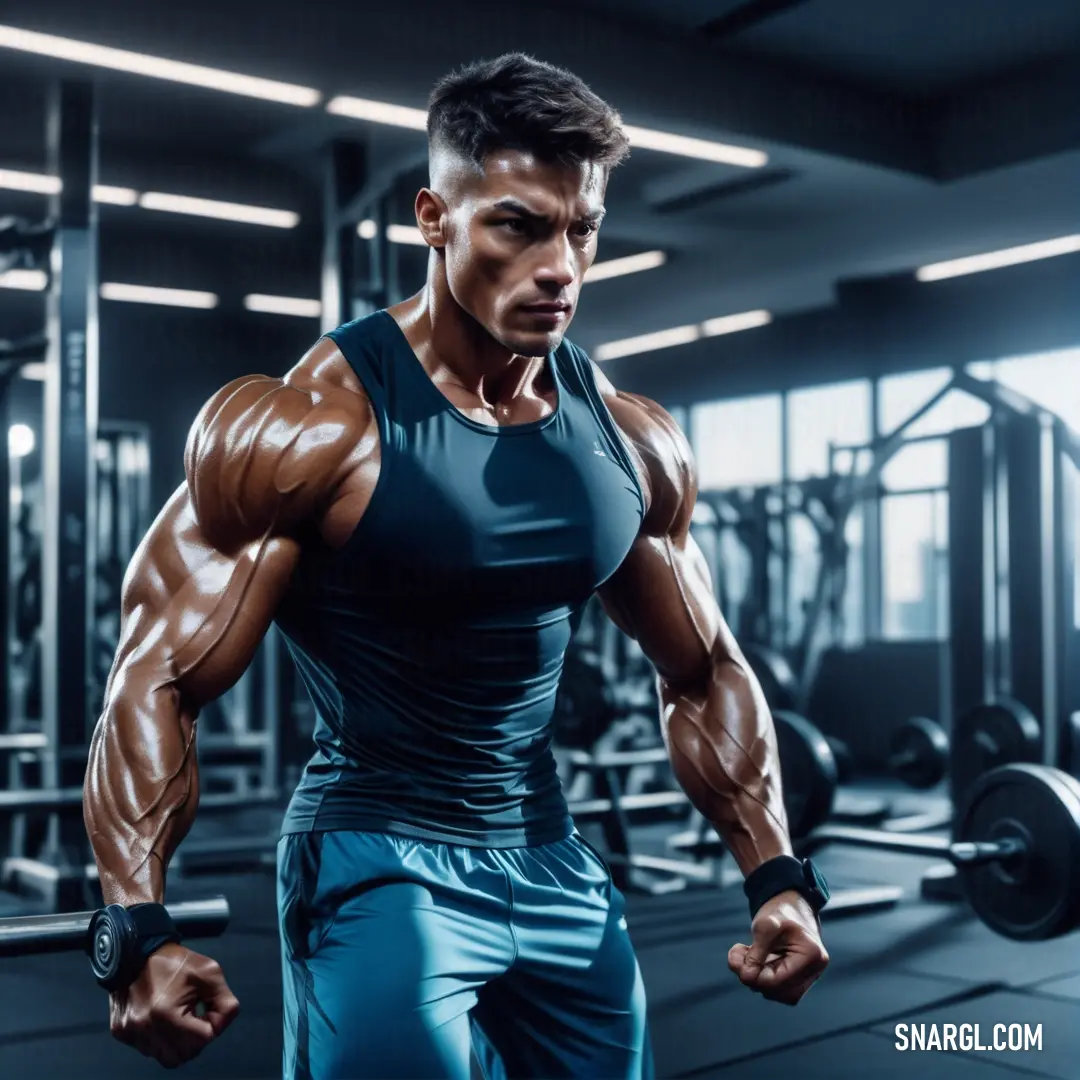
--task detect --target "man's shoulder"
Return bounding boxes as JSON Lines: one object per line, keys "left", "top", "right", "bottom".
{"left": 184, "top": 356, "right": 373, "bottom": 546}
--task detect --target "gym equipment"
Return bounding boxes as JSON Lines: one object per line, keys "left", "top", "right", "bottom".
{"left": 798, "top": 764, "right": 1080, "bottom": 941}
{"left": 552, "top": 647, "right": 656, "bottom": 749}
{"left": 773, "top": 710, "right": 837, "bottom": 839}
{"left": 552, "top": 649, "right": 621, "bottom": 748}
{"left": 825, "top": 716, "right": 949, "bottom": 790}
{"left": 0, "top": 217, "right": 55, "bottom": 275}
{"left": 0, "top": 896, "right": 229, "bottom": 959}
{"left": 887, "top": 716, "right": 949, "bottom": 789}
{"left": 742, "top": 644, "right": 799, "bottom": 712}
{"left": 0, "top": 335, "right": 49, "bottom": 366}
{"left": 950, "top": 699, "right": 1041, "bottom": 810}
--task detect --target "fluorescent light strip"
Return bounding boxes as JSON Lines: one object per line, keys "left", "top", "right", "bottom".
{"left": 702, "top": 309, "right": 772, "bottom": 336}
{"left": 244, "top": 294, "right": 322, "bottom": 318}
{"left": 139, "top": 192, "right": 298, "bottom": 228}
{"left": 20, "top": 363, "right": 46, "bottom": 381}
{"left": 357, "top": 221, "right": 428, "bottom": 245}
{"left": 1, "top": 168, "right": 293, "bottom": 224}
{"left": 594, "top": 309, "right": 771, "bottom": 361}
{"left": 386, "top": 223, "right": 426, "bottom": 246}
{"left": 328, "top": 101, "right": 764, "bottom": 168}
{"left": 0, "top": 168, "right": 60, "bottom": 195}
{"left": 0, "top": 24, "right": 320, "bottom": 106}
{"left": 0, "top": 269, "right": 48, "bottom": 291}
{"left": 327, "top": 96, "right": 428, "bottom": 131}
{"left": 93, "top": 184, "right": 139, "bottom": 206}
{"left": 916, "top": 234, "right": 1080, "bottom": 282}
{"left": 100, "top": 282, "right": 218, "bottom": 309}
{"left": 584, "top": 250, "right": 666, "bottom": 283}
{"left": 622, "top": 125, "right": 766, "bottom": 168}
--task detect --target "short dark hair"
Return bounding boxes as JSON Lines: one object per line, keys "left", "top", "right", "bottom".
{"left": 428, "top": 53, "right": 630, "bottom": 171}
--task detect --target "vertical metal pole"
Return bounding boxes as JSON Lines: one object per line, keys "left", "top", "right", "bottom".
{"left": 321, "top": 140, "right": 368, "bottom": 334}
{"left": 0, "top": 391, "right": 10, "bottom": 736}
{"left": 1038, "top": 416, "right": 1058, "bottom": 766}
{"left": 41, "top": 79, "right": 98, "bottom": 871}
{"left": 863, "top": 379, "right": 882, "bottom": 640}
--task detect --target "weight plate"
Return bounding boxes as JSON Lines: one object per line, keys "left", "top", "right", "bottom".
{"left": 773, "top": 711, "right": 838, "bottom": 840}
{"left": 553, "top": 650, "right": 617, "bottom": 749}
{"left": 744, "top": 645, "right": 799, "bottom": 712}
{"left": 889, "top": 716, "right": 949, "bottom": 790}
{"left": 955, "top": 764, "right": 1080, "bottom": 941}
{"left": 950, "top": 699, "right": 1040, "bottom": 810}
{"left": 825, "top": 736, "right": 855, "bottom": 785}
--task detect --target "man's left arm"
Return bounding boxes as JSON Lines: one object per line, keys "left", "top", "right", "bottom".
{"left": 596, "top": 386, "right": 829, "bottom": 1005}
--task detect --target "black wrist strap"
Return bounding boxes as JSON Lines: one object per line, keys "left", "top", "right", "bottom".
{"left": 743, "top": 855, "right": 830, "bottom": 920}
{"left": 129, "top": 903, "right": 182, "bottom": 961}
{"left": 128, "top": 903, "right": 181, "bottom": 940}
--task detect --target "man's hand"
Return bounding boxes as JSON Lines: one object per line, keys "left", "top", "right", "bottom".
{"left": 728, "top": 889, "right": 829, "bottom": 1005}
{"left": 110, "top": 944, "right": 240, "bottom": 1068}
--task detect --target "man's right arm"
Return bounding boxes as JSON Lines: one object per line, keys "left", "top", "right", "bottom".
{"left": 84, "top": 368, "right": 370, "bottom": 907}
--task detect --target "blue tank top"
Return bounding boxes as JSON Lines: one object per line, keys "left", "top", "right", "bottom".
{"left": 277, "top": 311, "right": 645, "bottom": 846}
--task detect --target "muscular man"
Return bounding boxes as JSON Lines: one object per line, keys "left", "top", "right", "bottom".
{"left": 83, "top": 53, "right": 829, "bottom": 1078}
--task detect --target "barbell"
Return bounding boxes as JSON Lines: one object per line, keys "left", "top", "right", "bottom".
{"left": 798, "top": 764, "right": 1080, "bottom": 941}
{"left": 0, "top": 895, "right": 231, "bottom": 960}
{"left": 825, "top": 715, "right": 950, "bottom": 790}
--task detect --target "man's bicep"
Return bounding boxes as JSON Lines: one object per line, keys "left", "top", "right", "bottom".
{"left": 110, "top": 483, "right": 300, "bottom": 709}
{"left": 597, "top": 527, "right": 724, "bottom": 685}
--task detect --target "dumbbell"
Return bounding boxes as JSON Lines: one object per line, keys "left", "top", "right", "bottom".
{"left": 825, "top": 717, "right": 949, "bottom": 790}
{"left": 797, "top": 764, "right": 1080, "bottom": 941}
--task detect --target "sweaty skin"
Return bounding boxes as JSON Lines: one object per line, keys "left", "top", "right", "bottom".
{"left": 84, "top": 149, "right": 825, "bottom": 1064}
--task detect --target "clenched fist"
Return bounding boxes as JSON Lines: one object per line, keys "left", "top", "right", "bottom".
{"left": 728, "top": 890, "right": 829, "bottom": 1006}
{"left": 110, "top": 944, "right": 240, "bottom": 1068}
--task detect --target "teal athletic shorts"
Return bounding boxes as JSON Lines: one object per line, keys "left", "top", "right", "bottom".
{"left": 277, "top": 829, "right": 654, "bottom": 1079}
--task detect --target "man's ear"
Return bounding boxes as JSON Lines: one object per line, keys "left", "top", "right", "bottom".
{"left": 415, "top": 189, "right": 447, "bottom": 249}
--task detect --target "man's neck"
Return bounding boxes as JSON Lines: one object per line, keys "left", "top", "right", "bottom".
{"left": 390, "top": 287, "right": 546, "bottom": 409}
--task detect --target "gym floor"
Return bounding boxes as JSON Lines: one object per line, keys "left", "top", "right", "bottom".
{"left": 2, "top": 782, "right": 1076, "bottom": 1079}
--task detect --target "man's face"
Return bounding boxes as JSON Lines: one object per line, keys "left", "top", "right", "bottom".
{"left": 431, "top": 150, "right": 607, "bottom": 356}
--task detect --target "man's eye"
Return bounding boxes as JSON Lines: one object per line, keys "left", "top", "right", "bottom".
{"left": 502, "top": 219, "right": 527, "bottom": 233}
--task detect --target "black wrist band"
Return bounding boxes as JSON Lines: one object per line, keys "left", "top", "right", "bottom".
{"left": 743, "top": 855, "right": 830, "bottom": 920}
{"left": 86, "top": 903, "right": 183, "bottom": 993}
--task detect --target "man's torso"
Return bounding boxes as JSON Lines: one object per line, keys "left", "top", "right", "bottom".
{"left": 277, "top": 310, "right": 646, "bottom": 846}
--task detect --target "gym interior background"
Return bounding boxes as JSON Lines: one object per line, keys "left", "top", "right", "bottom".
{"left": 1, "top": 0, "right": 1080, "bottom": 1077}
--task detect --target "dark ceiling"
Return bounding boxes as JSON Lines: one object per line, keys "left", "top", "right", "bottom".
{"left": 0, "top": 0, "right": 1077, "bottom": 355}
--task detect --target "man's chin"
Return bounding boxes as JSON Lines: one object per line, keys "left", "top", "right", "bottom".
{"left": 500, "top": 328, "right": 566, "bottom": 357}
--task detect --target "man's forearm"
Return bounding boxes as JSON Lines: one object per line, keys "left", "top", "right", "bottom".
{"left": 661, "top": 645, "right": 792, "bottom": 876}
{"left": 83, "top": 664, "right": 200, "bottom": 906}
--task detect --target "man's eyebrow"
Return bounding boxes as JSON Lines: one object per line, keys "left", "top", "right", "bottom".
{"left": 492, "top": 198, "right": 540, "bottom": 216}
{"left": 491, "top": 198, "right": 606, "bottom": 224}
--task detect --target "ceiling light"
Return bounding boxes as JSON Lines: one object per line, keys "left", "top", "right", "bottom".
{"left": 0, "top": 24, "right": 320, "bottom": 106}
{"left": 0, "top": 269, "right": 48, "bottom": 291}
{"left": 244, "top": 294, "right": 321, "bottom": 318}
{"left": 622, "top": 125, "right": 766, "bottom": 168}
{"left": 19, "top": 362, "right": 46, "bottom": 381}
{"left": 357, "top": 219, "right": 378, "bottom": 240}
{"left": 702, "top": 309, "right": 772, "bottom": 336}
{"left": 0, "top": 168, "right": 60, "bottom": 195}
{"left": 386, "top": 224, "right": 426, "bottom": 246}
{"left": 584, "top": 250, "right": 666, "bottom": 283}
{"left": 594, "top": 308, "right": 771, "bottom": 361}
{"left": 916, "top": 234, "right": 1080, "bottom": 282}
{"left": 92, "top": 185, "right": 139, "bottom": 206}
{"left": 326, "top": 98, "right": 764, "bottom": 167}
{"left": 100, "top": 283, "right": 218, "bottom": 309}
{"left": 595, "top": 324, "right": 700, "bottom": 362}
{"left": 327, "top": 96, "right": 428, "bottom": 131}
{"left": 139, "top": 192, "right": 298, "bottom": 228}
{"left": 8, "top": 423, "right": 35, "bottom": 459}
